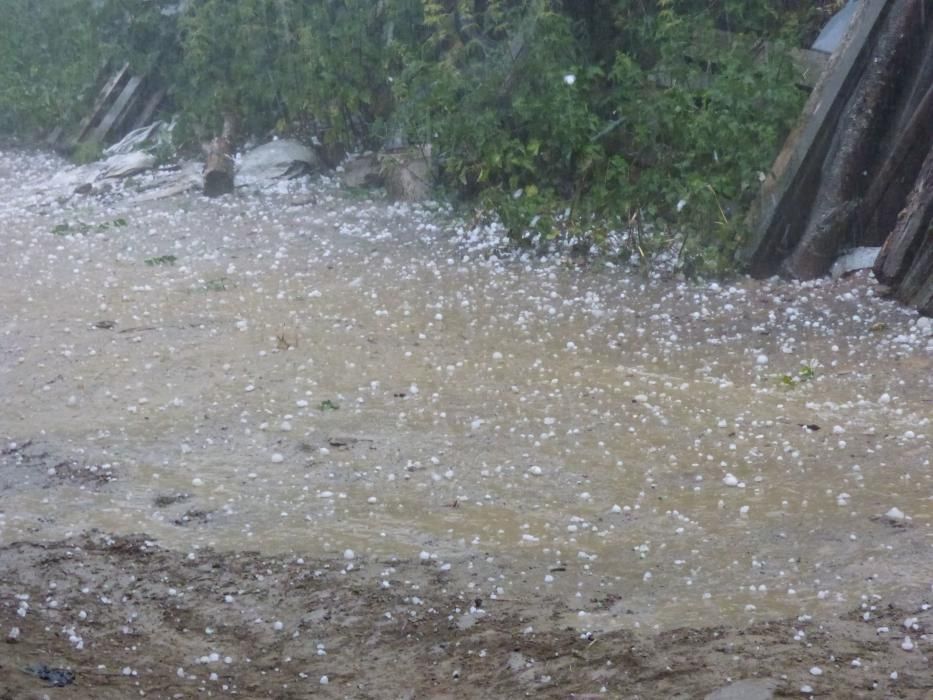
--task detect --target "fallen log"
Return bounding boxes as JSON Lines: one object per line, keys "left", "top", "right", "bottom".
{"left": 203, "top": 115, "right": 236, "bottom": 198}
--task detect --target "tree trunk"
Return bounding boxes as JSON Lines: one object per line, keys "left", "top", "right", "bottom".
{"left": 203, "top": 114, "right": 236, "bottom": 198}
{"left": 874, "top": 144, "right": 933, "bottom": 314}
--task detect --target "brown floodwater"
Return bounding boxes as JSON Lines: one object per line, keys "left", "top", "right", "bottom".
{"left": 1, "top": 148, "right": 930, "bottom": 632}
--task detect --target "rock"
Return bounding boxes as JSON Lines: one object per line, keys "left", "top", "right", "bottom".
{"left": 341, "top": 153, "right": 383, "bottom": 188}
{"left": 704, "top": 678, "right": 779, "bottom": 700}
{"left": 381, "top": 145, "right": 432, "bottom": 202}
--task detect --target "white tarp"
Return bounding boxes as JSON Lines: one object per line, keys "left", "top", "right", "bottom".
{"left": 236, "top": 139, "right": 320, "bottom": 184}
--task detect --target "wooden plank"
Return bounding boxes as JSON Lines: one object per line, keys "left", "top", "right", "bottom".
{"left": 737, "top": 0, "right": 892, "bottom": 273}
{"left": 90, "top": 75, "right": 143, "bottom": 143}
{"left": 131, "top": 86, "right": 167, "bottom": 131}
{"left": 75, "top": 63, "right": 130, "bottom": 144}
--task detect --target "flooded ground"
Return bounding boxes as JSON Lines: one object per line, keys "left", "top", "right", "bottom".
{"left": 0, "top": 148, "right": 931, "bottom": 698}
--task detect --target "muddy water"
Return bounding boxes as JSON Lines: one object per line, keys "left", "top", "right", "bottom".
{"left": 1, "top": 149, "right": 931, "bottom": 632}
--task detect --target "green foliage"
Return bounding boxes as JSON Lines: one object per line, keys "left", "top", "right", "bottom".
{"left": 0, "top": 1, "right": 102, "bottom": 133}
{"left": 176, "top": 0, "right": 422, "bottom": 145}
{"left": 779, "top": 363, "right": 817, "bottom": 388}
{"left": 395, "top": 1, "right": 807, "bottom": 271}
{"left": 2, "top": 0, "right": 814, "bottom": 274}
{"left": 145, "top": 255, "right": 178, "bottom": 266}
{"left": 71, "top": 139, "right": 104, "bottom": 165}
{"left": 0, "top": 1, "right": 180, "bottom": 136}
{"left": 52, "top": 217, "right": 128, "bottom": 236}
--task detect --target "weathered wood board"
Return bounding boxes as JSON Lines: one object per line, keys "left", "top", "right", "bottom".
{"left": 737, "top": 0, "right": 892, "bottom": 274}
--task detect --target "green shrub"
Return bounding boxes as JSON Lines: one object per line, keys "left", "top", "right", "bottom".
{"left": 395, "top": 1, "right": 808, "bottom": 273}
{"left": 0, "top": 0, "right": 814, "bottom": 274}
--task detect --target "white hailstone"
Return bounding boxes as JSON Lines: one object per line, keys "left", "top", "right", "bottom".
{"left": 739, "top": 505, "right": 750, "bottom": 515}
{"left": 563, "top": 74, "right": 576, "bottom": 85}
{"left": 527, "top": 466, "right": 543, "bottom": 476}
{"left": 343, "top": 549, "right": 355, "bottom": 561}
{"left": 191, "top": 477, "right": 204, "bottom": 487}
{"left": 270, "top": 453, "right": 285, "bottom": 463}
{"left": 850, "top": 658, "right": 862, "bottom": 668}
{"left": 755, "top": 354, "right": 769, "bottom": 365}
{"left": 419, "top": 551, "right": 431, "bottom": 561}
{"left": 809, "top": 667, "right": 822, "bottom": 676}
{"left": 879, "top": 393, "right": 891, "bottom": 404}
{"left": 320, "top": 675, "right": 329, "bottom": 685}
{"left": 610, "top": 504, "right": 622, "bottom": 514}
{"left": 367, "top": 496, "right": 378, "bottom": 504}
{"left": 903, "top": 430, "right": 915, "bottom": 439}
{"left": 800, "top": 685, "right": 814, "bottom": 694}
{"left": 885, "top": 507, "right": 906, "bottom": 522}
{"left": 544, "top": 575, "right": 554, "bottom": 583}
{"left": 492, "top": 351, "right": 503, "bottom": 360}
{"left": 643, "top": 571, "right": 652, "bottom": 582}
{"left": 901, "top": 636, "right": 914, "bottom": 651}
{"left": 273, "top": 621, "right": 284, "bottom": 631}
{"left": 723, "top": 474, "right": 739, "bottom": 487}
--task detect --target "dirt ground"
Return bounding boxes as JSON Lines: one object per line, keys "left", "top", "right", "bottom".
{"left": 0, "top": 534, "right": 930, "bottom": 699}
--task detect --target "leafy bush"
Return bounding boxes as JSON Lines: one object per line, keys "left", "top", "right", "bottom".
{"left": 0, "top": 1, "right": 180, "bottom": 135}
{"left": 176, "top": 0, "right": 422, "bottom": 146}
{"left": 395, "top": 1, "right": 808, "bottom": 272}
{"left": 0, "top": 0, "right": 815, "bottom": 273}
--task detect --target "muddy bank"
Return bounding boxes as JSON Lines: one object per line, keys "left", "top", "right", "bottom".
{"left": 1, "top": 534, "right": 931, "bottom": 699}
